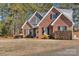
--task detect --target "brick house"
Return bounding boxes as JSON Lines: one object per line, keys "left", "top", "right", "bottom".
{"left": 22, "top": 6, "right": 74, "bottom": 39}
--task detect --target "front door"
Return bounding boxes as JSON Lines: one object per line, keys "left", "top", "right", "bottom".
{"left": 29, "top": 29, "right": 36, "bottom": 38}
{"left": 33, "top": 28, "right": 36, "bottom": 38}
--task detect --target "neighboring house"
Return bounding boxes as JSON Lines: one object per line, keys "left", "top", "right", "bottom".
{"left": 73, "top": 23, "right": 79, "bottom": 39}
{"left": 22, "top": 6, "right": 74, "bottom": 39}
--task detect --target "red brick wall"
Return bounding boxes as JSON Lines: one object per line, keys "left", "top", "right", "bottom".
{"left": 52, "top": 15, "right": 72, "bottom": 33}
{"left": 37, "top": 11, "right": 55, "bottom": 38}
{"left": 61, "top": 15, "right": 72, "bottom": 27}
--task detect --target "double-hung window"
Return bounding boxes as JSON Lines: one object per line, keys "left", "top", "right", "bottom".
{"left": 58, "top": 26, "right": 67, "bottom": 31}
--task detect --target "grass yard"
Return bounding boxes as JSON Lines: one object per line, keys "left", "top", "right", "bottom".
{"left": 0, "top": 38, "right": 78, "bottom": 56}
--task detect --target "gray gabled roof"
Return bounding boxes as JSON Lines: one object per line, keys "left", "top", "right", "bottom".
{"left": 22, "top": 11, "right": 44, "bottom": 29}
{"left": 51, "top": 7, "right": 74, "bottom": 26}
{"left": 59, "top": 8, "right": 74, "bottom": 25}
{"left": 59, "top": 9, "right": 73, "bottom": 22}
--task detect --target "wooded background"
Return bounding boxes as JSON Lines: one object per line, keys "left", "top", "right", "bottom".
{"left": 0, "top": 3, "right": 53, "bottom": 36}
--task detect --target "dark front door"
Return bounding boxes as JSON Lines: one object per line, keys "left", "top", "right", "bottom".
{"left": 29, "top": 29, "right": 32, "bottom": 38}
{"left": 47, "top": 27, "right": 50, "bottom": 35}
{"left": 29, "top": 29, "right": 36, "bottom": 38}
{"left": 31, "top": 28, "right": 36, "bottom": 38}
{"left": 33, "top": 29, "right": 36, "bottom": 37}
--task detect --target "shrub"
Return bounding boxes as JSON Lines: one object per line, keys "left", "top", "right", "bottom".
{"left": 42, "top": 34, "right": 49, "bottom": 39}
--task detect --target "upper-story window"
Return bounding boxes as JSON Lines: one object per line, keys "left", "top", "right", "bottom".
{"left": 35, "top": 13, "right": 42, "bottom": 20}
{"left": 50, "top": 13, "right": 60, "bottom": 20}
